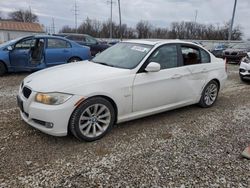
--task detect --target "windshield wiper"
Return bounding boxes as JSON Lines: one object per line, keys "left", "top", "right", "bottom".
{"left": 93, "top": 61, "right": 114, "bottom": 67}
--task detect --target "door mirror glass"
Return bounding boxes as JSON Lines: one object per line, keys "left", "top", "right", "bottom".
{"left": 145, "top": 62, "right": 161, "bottom": 72}
{"left": 7, "top": 46, "right": 13, "bottom": 51}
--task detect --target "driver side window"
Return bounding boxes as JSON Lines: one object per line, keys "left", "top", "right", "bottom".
{"left": 148, "top": 44, "right": 178, "bottom": 70}
{"left": 15, "top": 39, "right": 35, "bottom": 50}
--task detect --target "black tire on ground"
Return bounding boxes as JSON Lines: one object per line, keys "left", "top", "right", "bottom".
{"left": 198, "top": 80, "right": 219, "bottom": 108}
{"left": 0, "top": 62, "right": 7, "bottom": 76}
{"left": 68, "top": 57, "right": 81, "bottom": 63}
{"left": 69, "top": 97, "right": 116, "bottom": 142}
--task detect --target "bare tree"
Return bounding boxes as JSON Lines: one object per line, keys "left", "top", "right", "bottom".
{"left": 136, "top": 20, "right": 152, "bottom": 38}
{"left": 59, "top": 19, "right": 243, "bottom": 40}
{"left": 60, "top": 25, "right": 76, "bottom": 33}
{"left": 8, "top": 9, "right": 39, "bottom": 23}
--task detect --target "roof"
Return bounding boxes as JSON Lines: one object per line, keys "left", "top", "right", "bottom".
{"left": 124, "top": 39, "right": 195, "bottom": 46}
{"left": 0, "top": 20, "right": 44, "bottom": 33}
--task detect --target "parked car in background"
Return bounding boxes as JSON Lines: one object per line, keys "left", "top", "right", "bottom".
{"left": 223, "top": 43, "right": 250, "bottom": 63}
{"left": 55, "top": 33, "right": 111, "bottom": 56}
{"left": 211, "top": 43, "right": 228, "bottom": 58}
{"left": 0, "top": 35, "right": 91, "bottom": 76}
{"left": 17, "top": 40, "right": 227, "bottom": 141}
{"left": 239, "top": 53, "right": 250, "bottom": 81}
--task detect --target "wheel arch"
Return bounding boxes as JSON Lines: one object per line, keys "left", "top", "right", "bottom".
{"left": 71, "top": 95, "right": 118, "bottom": 124}
{"left": 211, "top": 78, "right": 220, "bottom": 91}
{"left": 67, "top": 56, "right": 82, "bottom": 62}
{"left": 0, "top": 60, "right": 8, "bottom": 71}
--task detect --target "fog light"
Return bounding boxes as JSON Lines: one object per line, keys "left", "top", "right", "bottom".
{"left": 45, "top": 122, "right": 54, "bottom": 128}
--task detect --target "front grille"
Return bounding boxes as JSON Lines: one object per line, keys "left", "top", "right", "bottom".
{"left": 22, "top": 87, "right": 32, "bottom": 99}
{"left": 225, "top": 52, "right": 230, "bottom": 55}
{"left": 231, "top": 52, "right": 238, "bottom": 56}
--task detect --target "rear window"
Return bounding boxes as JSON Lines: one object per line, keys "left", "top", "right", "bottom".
{"left": 47, "top": 39, "right": 71, "bottom": 48}
{"left": 200, "top": 49, "right": 211, "bottom": 63}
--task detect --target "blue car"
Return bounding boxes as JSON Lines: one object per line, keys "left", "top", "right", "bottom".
{"left": 0, "top": 35, "right": 91, "bottom": 76}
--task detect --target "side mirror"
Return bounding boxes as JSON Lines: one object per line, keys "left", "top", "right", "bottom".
{"left": 7, "top": 46, "right": 13, "bottom": 51}
{"left": 145, "top": 62, "right": 161, "bottom": 72}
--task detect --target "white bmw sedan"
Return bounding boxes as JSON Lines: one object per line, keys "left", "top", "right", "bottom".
{"left": 17, "top": 40, "right": 227, "bottom": 141}
{"left": 239, "top": 53, "right": 250, "bottom": 81}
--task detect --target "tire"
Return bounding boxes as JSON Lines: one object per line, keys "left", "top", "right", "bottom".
{"left": 199, "top": 80, "right": 219, "bottom": 108}
{"left": 69, "top": 97, "right": 115, "bottom": 142}
{"left": 0, "top": 62, "right": 7, "bottom": 76}
{"left": 68, "top": 57, "right": 81, "bottom": 63}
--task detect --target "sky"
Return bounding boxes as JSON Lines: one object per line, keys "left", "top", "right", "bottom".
{"left": 0, "top": 0, "right": 250, "bottom": 38}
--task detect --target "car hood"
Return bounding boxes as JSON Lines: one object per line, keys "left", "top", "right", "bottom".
{"left": 24, "top": 61, "right": 131, "bottom": 93}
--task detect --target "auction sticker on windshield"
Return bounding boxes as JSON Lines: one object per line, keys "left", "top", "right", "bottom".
{"left": 131, "top": 46, "right": 150, "bottom": 53}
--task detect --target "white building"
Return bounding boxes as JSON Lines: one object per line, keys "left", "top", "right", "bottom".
{"left": 0, "top": 20, "right": 44, "bottom": 43}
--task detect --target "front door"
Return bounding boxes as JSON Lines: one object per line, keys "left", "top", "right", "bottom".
{"left": 9, "top": 38, "right": 35, "bottom": 71}
{"left": 133, "top": 44, "right": 194, "bottom": 112}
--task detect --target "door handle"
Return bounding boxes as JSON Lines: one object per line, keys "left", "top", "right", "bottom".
{"left": 63, "top": 49, "right": 69, "bottom": 53}
{"left": 171, "top": 74, "right": 182, "bottom": 79}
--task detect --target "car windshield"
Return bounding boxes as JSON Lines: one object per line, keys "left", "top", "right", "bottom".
{"left": 0, "top": 37, "right": 21, "bottom": 48}
{"left": 92, "top": 42, "right": 153, "bottom": 69}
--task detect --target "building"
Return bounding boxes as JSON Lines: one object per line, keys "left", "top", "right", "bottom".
{"left": 0, "top": 20, "right": 44, "bottom": 43}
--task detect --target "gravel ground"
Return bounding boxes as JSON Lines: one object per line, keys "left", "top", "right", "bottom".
{"left": 0, "top": 65, "right": 250, "bottom": 187}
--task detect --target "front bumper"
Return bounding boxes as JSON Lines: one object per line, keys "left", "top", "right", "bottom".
{"left": 17, "top": 87, "right": 82, "bottom": 137}
{"left": 239, "top": 62, "right": 250, "bottom": 77}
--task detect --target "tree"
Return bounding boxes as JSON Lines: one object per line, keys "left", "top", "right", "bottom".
{"left": 8, "top": 9, "right": 39, "bottom": 23}
{"left": 59, "top": 19, "right": 243, "bottom": 40}
{"left": 136, "top": 20, "right": 152, "bottom": 38}
{"left": 60, "top": 25, "right": 76, "bottom": 33}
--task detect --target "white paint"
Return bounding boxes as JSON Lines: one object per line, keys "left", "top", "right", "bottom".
{"left": 17, "top": 40, "right": 227, "bottom": 137}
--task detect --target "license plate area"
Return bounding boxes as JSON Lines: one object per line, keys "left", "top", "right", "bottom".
{"left": 17, "top": 96, "right": 24, "bottom": 112}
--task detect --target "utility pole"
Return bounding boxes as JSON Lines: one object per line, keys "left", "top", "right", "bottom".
{"left": 118, "top": 0, "right": 122, "bottom": 40}
{"left": 194, "top": 10, "right": 198, "bottom": 23}
{"left": 52, "top": 18, "right": 55, "bottom": 34}
{"left": 107, "top": 0, "right": 115, "bottom": 39}
{"left": 228, "top": 0, "right": 237, "bottom": 41}
{"left": 73, "top": 0, "right": 79, "bottom": 33}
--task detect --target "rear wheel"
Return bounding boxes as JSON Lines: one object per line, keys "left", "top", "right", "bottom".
{"left": 199, "top": 80, "right": 219, "bottom": 108}
{"left": 68, "top": 57, "right": 81, "bottom": 63}
{"left": 69, "top": 97, "right": 115, "bottom": 142}
{"left": 0, "top": 62, "right": 7, "bottom": 76}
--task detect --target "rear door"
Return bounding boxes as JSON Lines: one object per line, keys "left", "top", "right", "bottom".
{"left": 9, "top": 37, "right": 35, "bottom": 71}
{"left": 45, "top": 38, "right": 72, "bottom": 66}
{"left": 180, "top": 44, "right": 212, "bottom": 98}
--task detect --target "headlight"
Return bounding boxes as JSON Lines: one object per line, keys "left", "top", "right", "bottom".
{"left": 35, "top": 92, "right": 72, "bottom": 105}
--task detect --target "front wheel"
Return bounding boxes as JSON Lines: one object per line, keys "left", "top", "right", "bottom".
{"left": 0, "top": 62, "right": 7, "bottom": 76}
{"left": 69, "top": 97, "right": 115, "bottom": 142}
{"left": 199, "top": 80, "right": 219, "bottom": 108}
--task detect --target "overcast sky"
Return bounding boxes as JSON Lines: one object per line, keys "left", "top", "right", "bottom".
{"left": 0, "top": 0, "right": 250, "bottom": 38}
